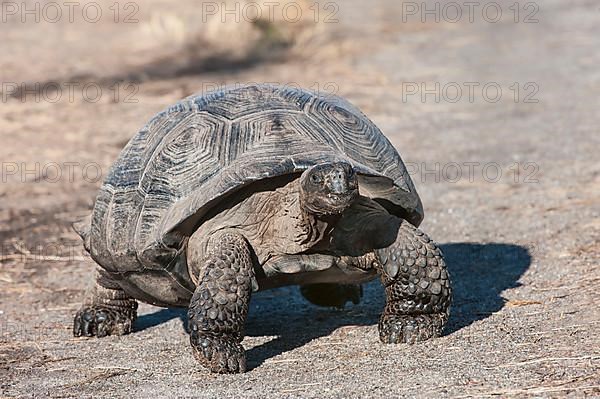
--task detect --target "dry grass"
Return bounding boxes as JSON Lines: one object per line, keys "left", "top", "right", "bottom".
{"left": 142, "top": 0, "right": 323, "bottom": 57}
{"left": 137, "top": 0, "right": 328, "bottom": 79}
{"left": 2, "top": 0, "right": 330, "bottom": 99}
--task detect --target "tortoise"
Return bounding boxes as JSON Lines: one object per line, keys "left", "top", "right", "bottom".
{"left": 73, "top": 84, "right": 451, "bottom": 373}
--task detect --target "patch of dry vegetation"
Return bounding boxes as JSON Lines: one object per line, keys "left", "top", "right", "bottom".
{"left": 133, "top": 0, "right": 325, "bottom": 80}
{"left": 4, "top": 0, "right": 330, "bottom": 100}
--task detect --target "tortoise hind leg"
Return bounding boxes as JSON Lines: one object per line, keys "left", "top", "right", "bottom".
{"left": 375, "top": 221, "right": 451, "bottom": 344}
{"left": 300, "top": 283, "right": 363, "bottom": 309}
{"left": 73, "top": 269, "right": 137, "bottom": 337}
{"left": 188, "top": 231, "right": 255, "bottom": 374}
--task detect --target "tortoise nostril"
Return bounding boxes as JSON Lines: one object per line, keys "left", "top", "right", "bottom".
{"left": 327, "top": 169, "right": 350, "bottom": 194}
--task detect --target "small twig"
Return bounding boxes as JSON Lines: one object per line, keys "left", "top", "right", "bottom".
{"left": 496, "top": 355, "right": 599, "bottom": 368}
{"left": 531, "top": 285, "right": 579, "bottom": 291}
{"left": 311, "top": 341, "right": 347, "bottom": 347}
{"left": 60, "top": 369, "right": 131, "bottom": 389}
{"left": 280, "top": 383, "right": 322, "bottom": 393}
{"left": 93, "top": 366, "right": 138, "bottom": 372}
{"left": 265, "top": 358, "right": 302, "bottom": 364}
{"left": 506, "top": 299, "right": 542, "bottom": 307}
{"left": 46, "top": 367, "right": 69, "bottom": 372}
{"left": 473, "top": 384, "right": 600, "bottom": 397}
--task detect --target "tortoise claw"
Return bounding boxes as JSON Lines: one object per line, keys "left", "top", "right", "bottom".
{"left": 73, "top": 305, "right": 135, "bottom": 337}
{"left": 190, "top": 331, "right": 246, "bottom": 374}
{"left": 379, "top": 314, "right": 446, "bottom": 344}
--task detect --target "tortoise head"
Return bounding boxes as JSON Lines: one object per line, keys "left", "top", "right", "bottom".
{"left": 299, "top": 162, "right": 359, "bottom": 216}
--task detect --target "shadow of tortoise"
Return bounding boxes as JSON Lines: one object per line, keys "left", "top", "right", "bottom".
{"left": 135, "top": 242, "right": 532, "bottom": 370}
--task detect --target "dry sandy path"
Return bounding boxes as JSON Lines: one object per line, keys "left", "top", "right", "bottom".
{"left": 1, "top": 0, "right": 599, "bottom": 397}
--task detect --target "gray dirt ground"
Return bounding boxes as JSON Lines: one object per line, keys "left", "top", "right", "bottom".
{"left": 1, "top": 0, "right": 599, "bottom": 397}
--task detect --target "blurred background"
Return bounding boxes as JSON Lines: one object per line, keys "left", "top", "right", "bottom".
{"left": 1, "top": 0, "right": 599, "bottom": 397}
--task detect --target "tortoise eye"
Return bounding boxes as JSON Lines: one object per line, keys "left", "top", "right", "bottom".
{"left": 310, "top": 174, "right": 322, "bottom": 184}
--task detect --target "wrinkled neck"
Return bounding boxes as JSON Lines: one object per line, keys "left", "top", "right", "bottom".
{"left": 287, "top": 182, "right": 333, "bottom": 247}
{"left": 297, "top": 208, "right": 332, "bottom": 247}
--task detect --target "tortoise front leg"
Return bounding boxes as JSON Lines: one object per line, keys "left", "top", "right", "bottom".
{"left": 374, "top": 221, "right": 451, "bottom": 344}
{"left": 188, "top": 232, "right": 255, "bottom": 374}
{"left": 73, "top": 269, "right": 137, "bottom": 337}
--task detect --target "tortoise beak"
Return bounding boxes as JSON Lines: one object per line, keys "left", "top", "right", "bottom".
{"left": 324, "top": 163, "right": 358, "bottom": 195}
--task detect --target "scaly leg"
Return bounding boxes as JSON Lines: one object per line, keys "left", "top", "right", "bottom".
{"left": 73, "top": 269, "right": 137, "bottom": 337}
{"left": 374, "top": 221, "right": 451, "bottom": 344}
{"left": 188, "top": 232, "right": 255, "bottom": 373}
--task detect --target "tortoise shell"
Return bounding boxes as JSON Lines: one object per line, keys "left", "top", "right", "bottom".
{"left": 81, "top": 84, "right": 423, "bottom": 306}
